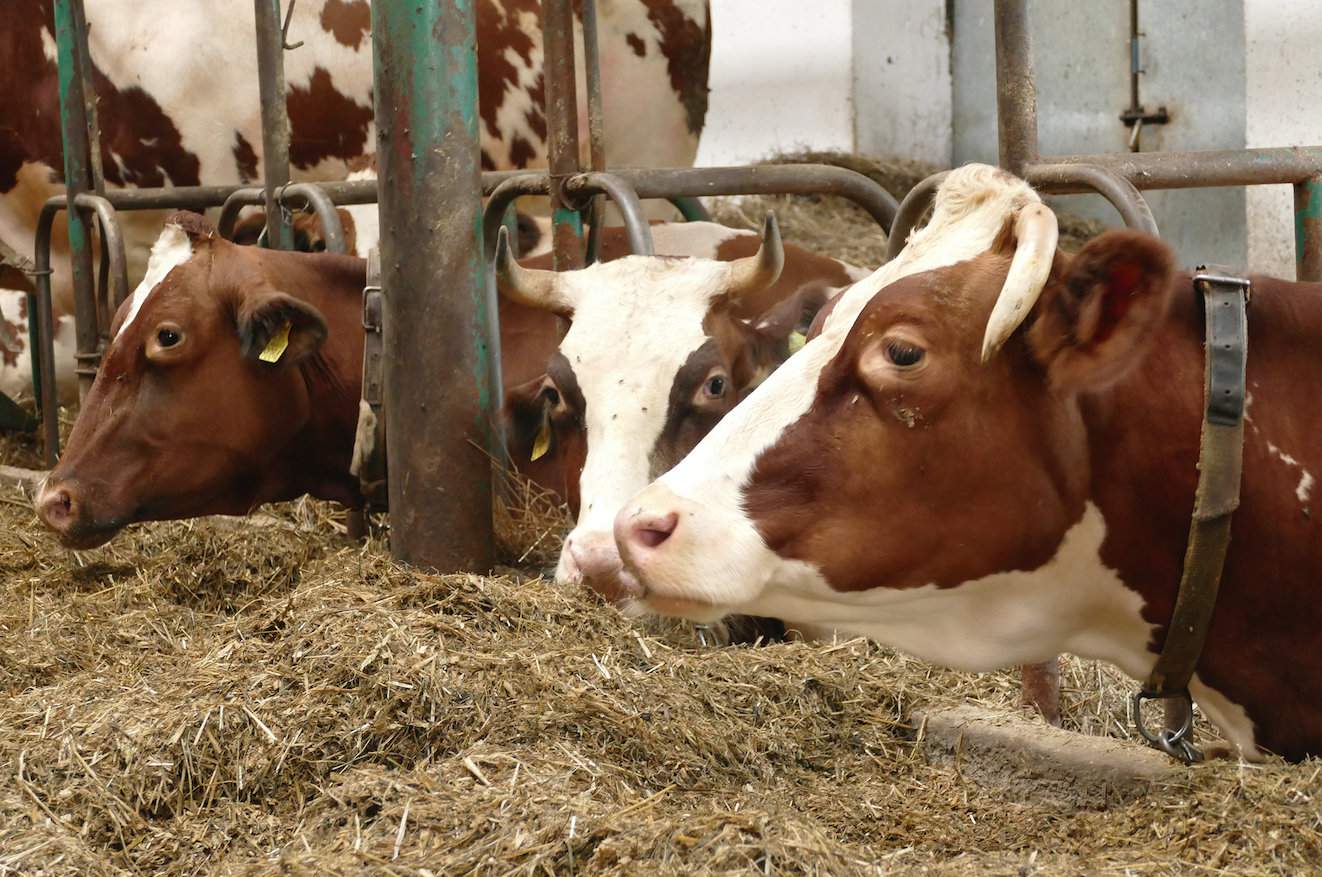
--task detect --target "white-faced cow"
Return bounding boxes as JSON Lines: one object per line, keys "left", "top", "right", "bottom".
{"left": 612, "top": 164, "right": 1322, "bottom": 761}
{"left": 494, "top": 217, "right": 866, "bottom": 599}
{"left": 1, "top": 0, "right": 710, "bottom": 316}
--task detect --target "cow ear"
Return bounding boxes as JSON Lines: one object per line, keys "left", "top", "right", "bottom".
{"left": 1027, "top": 230, "right": 1175, "bottom": 392}
{"left": 751, "top": 280, "right": 841, "bottom": 353}
{"left": 236, "top": 291, "right": 328, "bottom": 365}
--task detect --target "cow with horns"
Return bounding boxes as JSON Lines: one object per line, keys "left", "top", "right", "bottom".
{"left": 609, "top": 163, "right": 1322, "bottom": 762}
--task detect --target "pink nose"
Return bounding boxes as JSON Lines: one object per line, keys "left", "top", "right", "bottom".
{"left": 36, "top": 484, "right": 76, "bottom": 534}
{"left": 617, "top": 509, "right": 678, "bottom": 552}
{"left": 568, "top": 534, "right": 624, "bottom": 582}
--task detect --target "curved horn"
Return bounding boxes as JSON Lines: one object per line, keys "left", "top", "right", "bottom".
{"left": 493, "top": 225, "right": 575, "bottom": 317}
{"left": 980, "top": 202, "right": 1059, "bottom": 361}
{"left": 725, "top": 213, "right": 785, "bottom": 301}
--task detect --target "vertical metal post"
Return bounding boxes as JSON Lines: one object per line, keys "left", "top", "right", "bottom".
{"left": 541, "top": 0, "right": 585, "bottom": 270}
{"left": 1294, "top": 176, "right": 1322, "bottom": 282}
{"left": 52, "top": 0, "right": 101, "bottom": 401}
{"left": 993, "top": 0, "right": 1040, "bottom": 176}
{"left": 372, "top": 0, "right": 496, "bottom": 570}
{"left": 254, "top": 0, "right": 295, "bottom": 250}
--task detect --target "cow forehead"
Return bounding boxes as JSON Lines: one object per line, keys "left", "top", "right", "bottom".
{"left": 558, "top": 256, "right": 732, "bottom": 388}
{"left": 116, "top": 224, "right": 194, "bottom": 337}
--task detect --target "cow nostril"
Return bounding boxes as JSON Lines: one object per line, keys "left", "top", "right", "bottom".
{"left": 632, "top": 512, "right": 678, "bottom": 549}
{"left": 39, "top": 487, "right": 75, "bottom": 529}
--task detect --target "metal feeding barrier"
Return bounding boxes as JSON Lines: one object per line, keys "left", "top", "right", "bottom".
{"left": 28, "top": 0, "right": 899, "bottom": 571}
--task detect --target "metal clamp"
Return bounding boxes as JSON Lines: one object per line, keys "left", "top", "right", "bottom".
{"left": 1132, "top": 689, "right": 1202, "bottom": 763}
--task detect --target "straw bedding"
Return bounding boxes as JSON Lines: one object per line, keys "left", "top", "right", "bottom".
{"left": 0, "top": 152, "right": 1318, "bottom": 875}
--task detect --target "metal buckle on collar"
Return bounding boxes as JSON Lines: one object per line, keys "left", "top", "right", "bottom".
{"left": 1132, "top": 689, "right": 1203, "bottom": 764}
{"left": 1193, "top": 265, "right": 1252, "bottom": 305}
{"left": 362, "top": 285, "right": 383, "bottom": 332}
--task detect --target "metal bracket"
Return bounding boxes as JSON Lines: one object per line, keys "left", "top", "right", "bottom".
{"left": 1132, "top": 690, "right": 1202, "bottom": 763}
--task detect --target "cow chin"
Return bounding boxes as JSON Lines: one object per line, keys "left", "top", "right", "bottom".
{"left": 55, "top": 522, "right": 125, "bottom": 551}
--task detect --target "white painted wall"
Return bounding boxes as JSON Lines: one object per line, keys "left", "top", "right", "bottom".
{"left": 1244, "top": 0, "right": 1322, "bottom": 277}
{"left": 853, "top": 0, "right": 952, "bottom": 167}
{"left": 695, "top": 0, "right": 855, "bottom": 166}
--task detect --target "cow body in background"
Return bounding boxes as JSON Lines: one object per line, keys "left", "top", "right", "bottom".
{"left": 614, "top": 164, "right": 1322, "bottom": 761}
{"left": 0, "top": 288, "right": 75, "bottom": 405}
{"left": 0, "top": 0, "right": 710, "bottom": 315}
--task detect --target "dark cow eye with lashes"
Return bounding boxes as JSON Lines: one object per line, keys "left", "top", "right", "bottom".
{"left": 885, "top": 339, "right": 924, "bottom": 367}
{"left": 157, "top": 328, "right": 181, "bottom": 348}
{"left": 541, "top": 384, "right": 561, "bottom": 407}
{"left": 703, "top": 374, "right": 726, "bottom": 399}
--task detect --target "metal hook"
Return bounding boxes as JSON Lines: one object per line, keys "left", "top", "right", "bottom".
{"left": 1132, "top": 689, "right": 1203, "bottom": 764}
{"left": 281, "top": 0, "right": 304, "bottom": 50}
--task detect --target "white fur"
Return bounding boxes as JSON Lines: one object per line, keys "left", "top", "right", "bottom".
{"left": 343, "top": 168, "right": 379, "bottom": 259}
{"left": 649, "top": 221, "right": 747, "bottom": 259}
{"left": 117, "top": 224, "right": 192, "bottom": 337}
{"left": 0, "top": 289, "right": 77, "bottom": 405}
{"left": 1266, "top": 440, "right": 1316, "bottom": 508}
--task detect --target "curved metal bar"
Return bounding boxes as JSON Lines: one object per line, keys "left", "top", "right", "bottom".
{"left": 671, "top": 195, "right": 711, "bottom": 222}
{"left": 567, "top": 172, "right": 655, "bottom": 256}
{"left": 32, "top": 199, "right": 63, "bottom": 465}
{"left": 1027, "top": 162, "right": 1160, "bottom": 236}
{"left": 217, "top": 187, "right": 266, "bottom": 241}
{"left": 281, "top": 182, "right": 348, "bottom": 254}
{"left": 72, "top": 193, "right": 129, "bottom": 323}
{"left": 884, "top": 171, "right": 949, "bottom": 263}
{"left": 481, "top": 174, "right": 550, "bottom": 262}
{"left": 614, "top": 164, "right": 899, "bottom": 234}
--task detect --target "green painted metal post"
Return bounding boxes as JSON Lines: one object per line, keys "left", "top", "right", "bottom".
{"left": 1294, "top": 176, "right": 1322, "bottom": 282}
{"left": 371, "top": 0, "right": 496, "bottom": 571}
{"left": 52, "top": 0, "right": 101, "bottom": 401}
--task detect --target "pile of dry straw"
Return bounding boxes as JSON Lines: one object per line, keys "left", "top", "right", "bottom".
{"left": 0, "top": 153, "right": 1317, "bottom": 875}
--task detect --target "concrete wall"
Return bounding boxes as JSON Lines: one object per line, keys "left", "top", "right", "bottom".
{"left": 853, "top": 0, "right": 952, "bottom": 167}
{"left": 695, "top": 0, "right": 854, "bottom": 166}
{"left": 952, "top": 0, "right": 1247, "bottom": 269}
{"left": 1245, "top": 0, "right": 1322, "bottom": 277}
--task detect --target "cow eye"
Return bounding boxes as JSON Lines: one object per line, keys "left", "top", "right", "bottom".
{"left": 541, "top": 384, "right": 561, "bottom": 407}
{"left": 157, "top": 328, "right": 181, "bottom": 348}
{"left": 885, "top": 340, "right": 924, "bottom": 367}
{"left": 703, "top": 374, "right": 727, "bottom": 399}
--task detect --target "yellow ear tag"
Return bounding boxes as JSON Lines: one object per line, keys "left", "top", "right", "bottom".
{"left": 530, "top": 412, "right": 552, "bottom": 462}
{"left": 788, "top": 330, "right": 807, "bottom": 354}
{"left": 258, "top": 320, "right": 293, "bottom": 363}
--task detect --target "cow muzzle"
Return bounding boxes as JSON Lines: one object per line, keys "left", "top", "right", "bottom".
{"left": 557, "top": 528, "right": 644, "bottom": 604}
{"left": 34, "top": 478, "right": 123, "bottom": 549}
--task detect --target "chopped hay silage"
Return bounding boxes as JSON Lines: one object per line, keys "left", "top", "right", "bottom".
{"left": 1, "top": 486, "right": 1319, "bottom": 875}
{"left": 1, "top": 151, "right": 1318, "bottom": 874}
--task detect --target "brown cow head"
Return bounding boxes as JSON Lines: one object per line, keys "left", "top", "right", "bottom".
{"left": 35, "top": 212, "right": 362, "bottom": 548}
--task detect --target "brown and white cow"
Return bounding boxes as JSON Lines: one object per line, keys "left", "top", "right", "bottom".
{"left": 493, "top": 217, "right": 866, "bottom": 598}
{"left": 1, "top": 287, "right": 76, "bottom": 405}
{"left": 1, "top": 0, "right": 710, "bottom": 314}
{"left": 33, "top": 213, "right": 860, "bottom": 552}
{"left": 611, "top": 164, "right": 1322, "bottom": 761}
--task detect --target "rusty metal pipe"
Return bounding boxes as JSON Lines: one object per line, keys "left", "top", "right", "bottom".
{"left": 1028, "top": 162, "right": 1160, "bottom": 236}
{"left": 253, "top": 0, "right": 295, "bottom": 250}
{"left": 72, "top": 194, "right": 129, "bottom": 323}
{"left": 1295, "top": 175, "right": 1322, "bottom": 282}
{"left": 1044, "top": 148, "right": 1322, "bottom": 190}
{"left": 994, "top": 0, "right": 1039, "bottom": 175}
{"left": 568, "top": 173, "right": 655, "bottom": 256}
{"left": 32, "top": 201, "right": 64, "bottom": 466}
{"left": 281, "top": 183, "right": 348, "bottom": 254}
{"left": 481, "top": 174, "right": 551, "bottom": 261}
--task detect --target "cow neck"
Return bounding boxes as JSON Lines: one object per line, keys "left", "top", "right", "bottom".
{"left": 270, "top": 253, "right": 366, "bottom": 507}
{"left": 1080, "top": 272, "right": 1322, "bottom": 760}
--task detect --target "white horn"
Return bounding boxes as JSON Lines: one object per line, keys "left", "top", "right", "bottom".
{"left": 725, "top": 213, "right": 785, "bottom": 301}
{"left": 980, "top": 202, "right": 1059, "bottom": 362}
{"left": 493, "top": 225, "right": 575, "bottom": 317}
